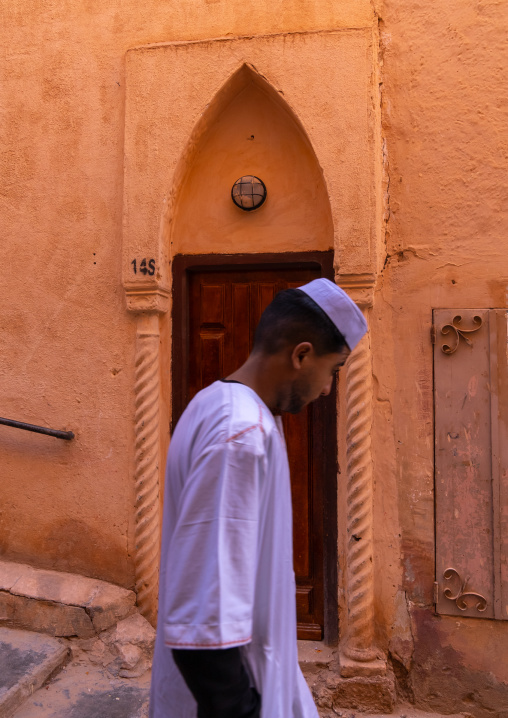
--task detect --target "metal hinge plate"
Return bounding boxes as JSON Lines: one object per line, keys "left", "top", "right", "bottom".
{"left": 433, "top": 581, "right": 439, "bottom": 604}
{"left": 431, "top": 325, "right": 436, "bottom": 344}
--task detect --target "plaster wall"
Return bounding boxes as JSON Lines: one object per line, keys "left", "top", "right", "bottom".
{"left": 2, "top": 0, "right": 508, "bottom": 712}
{"left": 0, "top": 0, "right": 374, "bottom": 587}
{"left": 375, "top": 0, "right": 508, "bottom": 713}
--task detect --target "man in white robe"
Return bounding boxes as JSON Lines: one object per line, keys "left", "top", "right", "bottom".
{"left": 150, "top": 279, "right": 367, "bottom": 718}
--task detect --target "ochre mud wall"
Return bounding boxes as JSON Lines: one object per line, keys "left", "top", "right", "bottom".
{"left": 0, "top": 0, "right": 374, "bottom": 588}
{"left": 375, "top": 0, "right": 508, "bottom": 715}
{"left": 2, "top": 0, "right": 508, "bottom": 713}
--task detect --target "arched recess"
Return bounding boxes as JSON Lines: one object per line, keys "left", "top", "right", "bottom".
{"left": 166, "top": 64, "right": 339, "bottom": 642}
{"left": 125, "top": 34, "right": 382, "bottom": 676}
{"left": 165, "top": 63, "right": 334, "bottom": 256}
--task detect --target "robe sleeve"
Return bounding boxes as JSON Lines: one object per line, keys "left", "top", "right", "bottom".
{"left": 162, "top": 432, "right": 263, "bottom": 649}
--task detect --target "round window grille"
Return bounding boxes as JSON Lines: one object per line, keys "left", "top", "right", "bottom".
{"left": 231, "top": 175, "right": 267, "bottom": 211}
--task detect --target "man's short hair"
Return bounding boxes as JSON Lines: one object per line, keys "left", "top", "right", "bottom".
{"left": 252, "top": 288, "right": 347, "bottom": 356}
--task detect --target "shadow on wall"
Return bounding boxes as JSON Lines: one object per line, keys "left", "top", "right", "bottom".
{"left": 1, "top": 519, "right": 133, "bottom": 589}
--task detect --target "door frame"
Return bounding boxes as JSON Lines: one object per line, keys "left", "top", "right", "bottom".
{"left": 171, "top": 250, "right": 339, "bottom": 645}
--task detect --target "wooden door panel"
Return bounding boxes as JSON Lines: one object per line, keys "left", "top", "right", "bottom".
{"left": 179, "top": 260, "right": 336, "bottom": 640}
{"left": 230, "top": 284, "right": 251, "bottom": 375}
{"left": 200, "top": 284, "right": 225, "bottom": 324}
{"left": 257, "top": 283, "right": 278, "bottom": 322}
{"left": 199, "top": 333, "right": 224, "bottom": 390}
{"left": 284, "top": 411, "right": 311, "bottom": 577}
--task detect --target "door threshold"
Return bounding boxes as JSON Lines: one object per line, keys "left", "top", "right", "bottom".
{"left": 297, "top": 639, "right": 336, "bottom": 668}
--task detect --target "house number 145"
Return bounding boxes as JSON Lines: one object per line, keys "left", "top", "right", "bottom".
{"left": 131, "top": 258, "right": 156, "bottom": 276}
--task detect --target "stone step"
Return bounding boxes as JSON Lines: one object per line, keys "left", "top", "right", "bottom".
{"left": 0, "top": 627, "right": 68, "bottom": 718}
{"left": 2, "top": 625, "right": 463, "bottom": 718}
{"left": 0, "top": 560, "right": 136, "bottom": 638}
{"left": 12, "top": 660, "right": 151, "bottom": 718}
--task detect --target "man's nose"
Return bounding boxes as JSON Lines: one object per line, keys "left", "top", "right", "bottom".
{"left": 321, "top": 378, "right": 333, "bottom": 397}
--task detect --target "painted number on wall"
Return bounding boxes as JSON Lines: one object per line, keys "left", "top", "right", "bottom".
{"left": 131, "top": 258, "right": 156, "bottom": 276}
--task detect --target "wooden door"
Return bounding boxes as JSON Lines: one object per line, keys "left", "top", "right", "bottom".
{"left": 172, "top": 254, "right": 338, "bottom": 642}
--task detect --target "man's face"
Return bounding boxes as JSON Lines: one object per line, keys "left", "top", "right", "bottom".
{"left": 281, "top": 345, "right": 350, "bottom": 414}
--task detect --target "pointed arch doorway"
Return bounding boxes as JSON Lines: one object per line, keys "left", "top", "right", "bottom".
{"left": 168, "top": 63, "right": 338, "bottom": 643}
{"left": 124, "top": 27, "right": 380, "bottom": 666}
{"left": 172, "top": 252, "right": 338, "bottom": 643}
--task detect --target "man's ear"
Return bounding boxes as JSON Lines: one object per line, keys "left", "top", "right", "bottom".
{"left": 291, "top": 342, "right": 313, "bottom": 370}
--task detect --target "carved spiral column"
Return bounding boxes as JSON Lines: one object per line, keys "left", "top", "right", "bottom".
{"left": 133, "top": 313, "right": 161, "bottom": 626}
{"left": 343, "top": 319, "right": 377, "bottom": 662}
{"left": 337, "top": 274, "right": 383, "bottom": 674}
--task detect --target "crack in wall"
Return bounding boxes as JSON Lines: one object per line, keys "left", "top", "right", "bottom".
{"left": 387, "top": 591, "right": 416, "bottom": 704}
{"left": 376, "top": 12, "right": 391, "bottom": 275}
{"left": 382, "top": 246, "right": 426, "bottom": 271}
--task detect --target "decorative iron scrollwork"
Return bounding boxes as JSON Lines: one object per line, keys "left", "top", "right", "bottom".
{"left": 442, "top": 568, "right": 487, "bottom": 612}
{"left": 440, "top": 315, "right": 483, "bottom": 354}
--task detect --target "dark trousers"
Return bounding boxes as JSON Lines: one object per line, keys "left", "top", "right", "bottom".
{"left": 172, "top": 648, "right": 261, "bottom": 718}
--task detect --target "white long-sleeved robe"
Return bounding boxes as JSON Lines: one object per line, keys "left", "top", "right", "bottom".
{"left": 149, "top": 380, "right": 318, "bottom": 718}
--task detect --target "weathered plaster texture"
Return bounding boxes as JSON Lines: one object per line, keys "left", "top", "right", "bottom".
{"left": 2, "top": 0, "right": 508, "bottom": 711}
{"left": 0, "top": 0, "right": 374, "bottom": 586}
{"left": 375, "top": 0, "right": 508, "bottom": 713}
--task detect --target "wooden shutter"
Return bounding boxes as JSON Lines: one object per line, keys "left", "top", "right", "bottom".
{"left": 434, "top": 309, "right": 508, "bottom": 620}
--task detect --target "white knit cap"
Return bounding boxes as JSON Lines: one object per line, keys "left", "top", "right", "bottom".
{"left": 298, "top": 278, "right": 367, "bottom": 351}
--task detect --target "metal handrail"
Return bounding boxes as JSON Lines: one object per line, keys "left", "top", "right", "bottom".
{"left": 0, "top": 417, "right": 74, "bottom": 441}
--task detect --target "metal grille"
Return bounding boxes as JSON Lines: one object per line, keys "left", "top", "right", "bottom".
{"left": 231, "top": 175, "right": 267, "bottom": 211}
